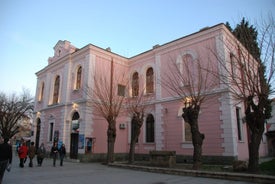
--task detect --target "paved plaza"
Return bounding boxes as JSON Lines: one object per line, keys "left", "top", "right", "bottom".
{"left": 3, "top": 157, "right": 252, "bottom": 184}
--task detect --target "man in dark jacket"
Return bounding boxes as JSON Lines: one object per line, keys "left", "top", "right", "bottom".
{"left": 59, "top": 144, "right": 66, "bottom": 166}
{"left": 51, "top": 142, "right": 58, "bottom": 167}
{"left": 0, "top": 137, "right": 12, "bottom": 183}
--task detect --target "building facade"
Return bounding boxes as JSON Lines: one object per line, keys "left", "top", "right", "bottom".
{"left": 33, "top": 24, "right": 268, "bottom": 162}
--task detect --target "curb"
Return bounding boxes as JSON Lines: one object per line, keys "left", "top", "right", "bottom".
{"left": 109, "top": 163, "right": 275, "bottom": 184}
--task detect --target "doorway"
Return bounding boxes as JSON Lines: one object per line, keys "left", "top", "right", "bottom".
{"left": 70, "top": 133, "right": 79, "bottom": 159}
{"left": 70, "top": 112, "right": 80, "bottom": 159}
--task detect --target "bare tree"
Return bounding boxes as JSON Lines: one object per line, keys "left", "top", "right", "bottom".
{"left": 85, "top": 59, "right": 127, "bottom": 164}
{"left": 162, "top": 53, "right": 219, "bottom": 169}
{"left": 213, "top": 18, "right": 274, "bottom": 172}
{"left": 0, "top": 90, "right": 34, "bottom": 139}
{"left": 125, "top": 88, "right": 152, "bottom": 164}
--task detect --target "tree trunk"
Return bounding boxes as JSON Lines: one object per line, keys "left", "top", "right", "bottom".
{"left": 247, "top": 116, "right": 265, "bottom": 173}
{"left": 245, "top": 100, "right": 265, "bottom": 173}
{"left": 190, "top": 120, "right": 205, "bottom": 170}
{"left": 129, "top": 135, "right": 138, "bottom": 164}
{"left": 129, "top": 116, "right": 142, "bottom": 164}
{"left": 182, "top": 105, "right": 204, "bottom": 170}
{"left": 107, "top": 119, "right": 116, "bottom": 164}
{"left": 248, "top": 135, "right": 261, "bottom": 173}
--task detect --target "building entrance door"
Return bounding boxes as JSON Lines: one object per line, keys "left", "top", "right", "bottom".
{"left": 70, "top": 111, "right": 80, "bottom": 159}
{"left": 70, "top": 133, "right": 79, "bottom": 159}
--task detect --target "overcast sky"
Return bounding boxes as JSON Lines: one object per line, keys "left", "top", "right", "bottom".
{"left": 1, "top": 0, "right": 274, "bottom": 96}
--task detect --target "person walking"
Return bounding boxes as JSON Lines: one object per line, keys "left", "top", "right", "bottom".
{"left": 37, "top": 143, "right": 46, "bottom": 166}
{"left": 59, "top": 144, "right": 66, "bottom": 166}
{"left": 28, "top": 142, "right": 36, "bottom": 167}
{"left": 0, "top": 137, "right": 12, "bottom": 184}
{"left": 51, "top": 142, "right": 58, "bottom": 167}
{"left": 18, "top": 142, "right": 28, "bottom": 168}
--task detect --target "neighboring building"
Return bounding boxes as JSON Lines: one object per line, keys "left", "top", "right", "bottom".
{"left": 17, "top": 117, "right": 33, "bottom": 138}
{"left": 266, "top": 98, "right": 275, "bottom": 156}
{"left": 13, "top": 116, "right": 33, "bottom": 146}
{"left": 33, "top": 23, "right": 268, "bottom": 163}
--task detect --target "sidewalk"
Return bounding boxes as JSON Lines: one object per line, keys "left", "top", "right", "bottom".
{"left": 108, "top": 162, "right": 275, "bottom": 184}
{"left": 2, "top": 157, "right": 256, "bottom": 184}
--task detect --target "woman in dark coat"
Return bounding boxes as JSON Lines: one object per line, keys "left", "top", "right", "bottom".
{"left": 37, "top": 143, "right": 46, "bottom": 166}
{"left": 28, "top": 142, "right": 36, "bottom": 167}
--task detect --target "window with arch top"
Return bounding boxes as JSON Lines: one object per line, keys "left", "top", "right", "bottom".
{"left": 132, "top": 72, "right": 139, "bottom": 97}
{"left": 146, "top": 114, "right": 155, "bottom": 143}
{"left": 146, "top": 67, "right": 154, "bottom": 94}
{"left": 38, "top": 82, "right": 44, "bottom": 101}
{"left": 52, "top": 75, "right": 60, "bottom": 104}
{"left": 75, "top": 66, "right": 82, "bottom": 90}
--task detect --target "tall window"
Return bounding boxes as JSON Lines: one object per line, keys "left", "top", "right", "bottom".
{"left": 146, "top": 67, "right": 154, "bottom": 94}
{"left": 38, "top": 82, "right": 44, "bottom": 101}
{"left": 49, "top": 122, "right": 54, "bottom": 142}
{"left": 236, "top": 107, "right": 243, "bottom": 141}
{"left": 184, "top": 122, "right": 192, "bottom": 142}
{"left": 132, "top": 72, "right": 139, "bottom": 97}
{"left": 52, "top": 76, "right": 60, "bottom": 104}
{"left": 230, "top": 53, "right": 237, "bottom": 79}
{"left": 146, "top": 114, "right": 155, "bottom": 143}
{"left": 183, "top": 54, "right": 195, "bottom": 76}
{"left": 179, "top": 106, "right": 192, "bottom": 142}
{"left": 75, "top": 66, "right": 82, "bottom": 90}
{"left": 117, "top": 84, "right": 126, "bottom": 96}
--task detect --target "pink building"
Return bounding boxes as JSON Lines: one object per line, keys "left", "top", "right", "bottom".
{"left": 33, "top": 24, "right": 268, "bottom": 163}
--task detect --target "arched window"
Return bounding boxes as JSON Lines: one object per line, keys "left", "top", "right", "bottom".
{"left": 52, "top": 75, "right": 60, "bottom": 104}
{"left": 72, "top": 111, "right": 80, "bottom": 133}
{"left": 38, "top": 82, "right": 44, "bottom": 101}
{"left": 182, "top": 54, "right": 194, "bottom": 73}
{"left": 72, "top": 111, "right": 80, "bottom": 120}
{"left": 176, "top": 51, "right": 197, "bottom": 77}
{"left": 132, "top": 72, "right": 139, "bottom": 97}
{"left": 146, "top": 67, "right": 154, "bottom": 94}
{"left": 75, "top": 66, "right": 82, "bottom": 90}
{"left": 146, "top": 114, "right": 155, "bottom": 143}
{"left": 177, "top": 54, "right": 195, "bottom": 87}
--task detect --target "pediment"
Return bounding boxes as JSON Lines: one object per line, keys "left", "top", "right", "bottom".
{"left": 48, "top": 40, "right": 77, "bottom": 64}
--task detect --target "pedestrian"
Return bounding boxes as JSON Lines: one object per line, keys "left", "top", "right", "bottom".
{"left": 16, "top": 141, "right": 21, "bottom": 153}
{"left": 37, "top": 143, "right": 46, "bottom": 166}
{"left": 18, "top": 142, "right": 28, "bottom": 168}
{"left": 28, "top": 142, "right": 36, "bottom": 167}
{"left": 51, "top": 142, "right": 58, "bottom": 167}
{"left": 59, "top": 144, "right": 66, "bottom": 166}
{"left": 0, "top": 137, "right": 12, "bottom": 184}
{"left": 87, "top": 139, "right": 92, "bottom": 153}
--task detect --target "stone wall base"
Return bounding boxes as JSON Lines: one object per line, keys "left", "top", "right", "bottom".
{"left": 78, "top": 153, "right": 236, "bottom": 165}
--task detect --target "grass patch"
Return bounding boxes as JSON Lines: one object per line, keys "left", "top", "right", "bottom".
{"left": 259, "top": 158, "right": 275, "bottom": 175}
